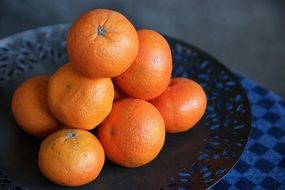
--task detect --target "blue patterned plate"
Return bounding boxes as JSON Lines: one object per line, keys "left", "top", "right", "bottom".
{"left": 0, "top": 24, "right": 251, "bottom": 190}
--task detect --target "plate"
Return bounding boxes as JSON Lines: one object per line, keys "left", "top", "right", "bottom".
{"left": 0, "top": 24, "right": 251, "bottom": 190}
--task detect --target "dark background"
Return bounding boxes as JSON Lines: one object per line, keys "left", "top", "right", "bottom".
{"left": 0, "top": 0, "right": 284, "bottom": 99}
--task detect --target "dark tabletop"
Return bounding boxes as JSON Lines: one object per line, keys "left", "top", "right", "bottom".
{"left": 0, "top": 0, "right": 285, "bottom": 99}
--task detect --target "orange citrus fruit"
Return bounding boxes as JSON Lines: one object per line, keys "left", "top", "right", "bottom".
{"left": 11, "top": 76, "right": 61, "bottom": 138}
{"left": 67, "top": 9, "right": 139, "bottom": 78}
{"left": 115, "top": 29, "right": 172, "bottom": 100}
{"left": 150, "top": 77, "right": 207, "bottom": 133}
{"left": 97, "top": 98, "right": 165, "bottom": 167}
{"left": 48, "top": 64, "right": 114, "bottom": 130}
{"left": 38, "top": 129, "right": 105, "bottom": 186}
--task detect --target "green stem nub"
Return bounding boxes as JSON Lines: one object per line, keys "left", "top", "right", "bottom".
{"left": 97, "top": 26, "right": 106, "bottom": 36}
{"left": 66, "top": 131, "right": 76, "bottom": 138}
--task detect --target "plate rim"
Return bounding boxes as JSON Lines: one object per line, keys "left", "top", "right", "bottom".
{"left": 0, "top": 24, "right": 252, "bottom": 189}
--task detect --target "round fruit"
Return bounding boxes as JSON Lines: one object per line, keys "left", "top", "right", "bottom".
{"left": 150, "top": 77, "right": 207, "bottom": 133}
{"left": 38, "top": 129, "right": 105, "bottom": 186}
{"left": 97, "top": 98, "right": 165, "bottom": 167}
{"left": 48, "top": 64, "right": 114, "bottom": 130}
{"left": 11, "top": 76, "right": 61, "bottom": 138}
{"left": 115, "top": 29, "right": 172, "bottom": 100}
{"left": 67, "top": 9, "right": 139, "bottom": 78}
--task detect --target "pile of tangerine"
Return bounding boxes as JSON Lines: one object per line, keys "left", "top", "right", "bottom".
{"left": 11, "top": 9, "right": 207, "bottom": 187}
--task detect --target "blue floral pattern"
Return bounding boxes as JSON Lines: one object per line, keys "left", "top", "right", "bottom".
{"left": 161, "top": 39, "right": 251, "bottom": 189}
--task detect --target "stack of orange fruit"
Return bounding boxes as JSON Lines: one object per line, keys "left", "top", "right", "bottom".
{"left": 11, "top": 9, "right": 207, "bottom": 187}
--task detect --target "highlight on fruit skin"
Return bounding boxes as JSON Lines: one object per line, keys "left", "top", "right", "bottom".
{"left": 150, "top": 77, "right": 207, "bottom": 133}
{"left": 115, "top": 29, "right": 172, "bottom": 100}
{"left": 67, "top": 9, "right": 139, "bottom": 78}
{"left": 97, "top": 98, "right": 165, "bottom": 168}
{"left": 38, "top": 129, "right": 105, "bottom": 186}
{"left": 11, "top": 75, "right": 61, "bottom": 139}
{"left": 47, "top": 63, "right": 114, "bottom": 130}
